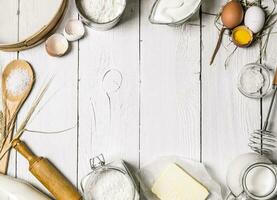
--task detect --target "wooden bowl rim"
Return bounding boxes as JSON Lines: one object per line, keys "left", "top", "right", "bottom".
{"left": 0, "top": 0, "right": 68, "bottom": 52}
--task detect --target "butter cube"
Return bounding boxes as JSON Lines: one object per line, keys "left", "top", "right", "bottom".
{"left": 151, "top": 163, "right": 209, "bottom": 200}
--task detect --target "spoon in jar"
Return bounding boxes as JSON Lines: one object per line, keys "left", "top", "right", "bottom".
{"left": 0, "top": 59, "right": 34, "bottom": 174}
{"left": 210, "top": 0, "right": 244, "bottom": 65}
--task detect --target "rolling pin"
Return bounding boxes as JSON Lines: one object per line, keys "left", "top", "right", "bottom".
{"left": 12, "top": 139, "right": 82, "bottom": 200}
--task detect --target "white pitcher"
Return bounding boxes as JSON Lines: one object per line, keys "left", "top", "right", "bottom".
{"left": 0, "top": 174, "right": 51, "bottom": 200}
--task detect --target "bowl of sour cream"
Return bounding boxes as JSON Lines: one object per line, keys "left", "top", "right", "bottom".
{"left": 149, "top": 0, "right": 202, "bottom": 26}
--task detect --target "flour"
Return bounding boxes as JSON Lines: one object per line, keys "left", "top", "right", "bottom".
{"left": 240, "top": 67, "right": 265, "bottom": 94}
{"left": 80, "top": 0, "right": 126, "bottom": 23}
{"left": 6, "top": 68, "right": 31, "bottom": 96}
{"left": 85, "top": 170, "right": 134, "bottom": 200}
{"left": 152, "top": 0, "right": 201, "bottom": 23}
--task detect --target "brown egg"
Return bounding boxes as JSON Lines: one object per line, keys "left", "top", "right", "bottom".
{"left": 221, "top": 0, "right": 244, "bottom": 29}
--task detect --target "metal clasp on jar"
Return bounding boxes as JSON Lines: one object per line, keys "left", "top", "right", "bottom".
{"left": 90, "top": 154, "right": 105, "bottom": 170}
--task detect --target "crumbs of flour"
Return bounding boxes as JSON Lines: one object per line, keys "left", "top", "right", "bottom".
{"left": 86, "top": 170, "right": 133, "bottom": 200}
{"left": 80, "top": 0, "right": 126, "bottom": 23}
{"left": 240, "top": 68, "right": 265, "bottom": 94}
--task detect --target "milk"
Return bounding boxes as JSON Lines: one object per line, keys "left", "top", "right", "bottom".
{"left": 245, "top": 166, "right": 276, "bottom": 197}
{"left": 0, "top": 175, "right": 50, "bottom": 200}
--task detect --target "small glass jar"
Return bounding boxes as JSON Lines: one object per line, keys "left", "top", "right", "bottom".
{"left": 75, "top": 0, "right": 126, "bottom": 31}
{"left": 237, "top": 63, "right": 273, "bottom": 99}
{"left": 81, "top": 155, "right": 139, "bottom": 200}
{"left": 243, "top": 163, "right": 277, "bottom": 200}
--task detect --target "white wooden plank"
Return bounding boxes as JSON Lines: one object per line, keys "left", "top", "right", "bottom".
{"left": 0, "top": 0, "right": 18, "bottom": 177}
{"left": 202, "top": 0, "right": 223, "bottom": 14}
{"left": 15, "top": 0, "right": 78, "bottom": 194}
{"left": 140, "top": 0, "right": 201, "bottom": 166}
{"left": 78, "top": 0, "right": 140, "bottom": 188}
{"left": 201, "top": 2, "right": 261, "bottom": 195}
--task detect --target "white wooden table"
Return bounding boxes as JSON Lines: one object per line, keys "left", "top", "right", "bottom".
{"left": 1, "top": 0, "right": 277, "bottom": 198}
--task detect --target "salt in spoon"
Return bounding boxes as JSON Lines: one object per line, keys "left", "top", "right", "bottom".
{"left": 0, "top": 59, "right": 34, "bottom": 174}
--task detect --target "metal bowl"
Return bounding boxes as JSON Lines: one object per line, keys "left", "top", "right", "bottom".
{"left": 149, "top": 0, "right": 202, "bottom": 26}
{"left": 75, "top": 0, "right": 126, "bottom": 31}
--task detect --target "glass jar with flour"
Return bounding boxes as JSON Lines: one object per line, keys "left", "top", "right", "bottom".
{"left": 81, "top": 154, "right": 139, "bottom": 200}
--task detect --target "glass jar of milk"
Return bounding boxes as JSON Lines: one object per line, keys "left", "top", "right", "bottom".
{"left": 227, "top": 162, "right": 277, "bottom": 200}
{"left": 242, "top": 163, "right": 277, "bottom": 200}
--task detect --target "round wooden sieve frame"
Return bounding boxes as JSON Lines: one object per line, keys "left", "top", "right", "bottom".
{"left": 0, "top": 0, "right": 68, "bottom": 52}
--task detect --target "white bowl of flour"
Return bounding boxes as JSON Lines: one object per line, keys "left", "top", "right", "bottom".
{"left": 76, "top": 0, "right": 126, "bottom": 30}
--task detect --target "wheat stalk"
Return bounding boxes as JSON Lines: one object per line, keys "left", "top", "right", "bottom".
{"left": 0, "top": 78, "right": 52, "bottom": 160}
{"left": 0, "top": 112, "right": 5, "bottom": 149}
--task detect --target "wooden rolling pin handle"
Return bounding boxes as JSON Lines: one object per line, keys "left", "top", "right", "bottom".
{"left": 12, "top": 139, "right": 39, "bottom": 165}
{"left": 12, "top": 139, "right": 82, "bottom": 200}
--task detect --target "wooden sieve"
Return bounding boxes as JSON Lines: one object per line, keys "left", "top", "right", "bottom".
{"left": 0, "top": 0, "right": 68, "bottom": 52}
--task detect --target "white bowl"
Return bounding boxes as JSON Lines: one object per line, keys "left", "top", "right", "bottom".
{"left": 149, "top": 0, "right": 202, "bottom": 26}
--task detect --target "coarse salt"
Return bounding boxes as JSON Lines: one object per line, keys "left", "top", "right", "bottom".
{"left": 240, "top": 68, "right": 265, "bottom": 94}
{"left": 6, "top": 68, "right": 31, "bottom": 96}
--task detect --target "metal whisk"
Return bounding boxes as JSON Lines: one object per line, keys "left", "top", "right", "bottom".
{"left": 249, "top": 69, "right": 277, "bottom": 155}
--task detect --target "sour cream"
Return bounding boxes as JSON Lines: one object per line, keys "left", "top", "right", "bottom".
{"left": 150, "top": 0, "right": 201, "bottom": 24}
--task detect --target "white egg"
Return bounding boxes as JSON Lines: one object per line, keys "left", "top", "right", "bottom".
{"left": 245, "top": 6, "right": 265, "bottom": 33}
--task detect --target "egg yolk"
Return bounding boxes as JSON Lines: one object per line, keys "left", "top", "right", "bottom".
{"left": 233, "top": 28, "right": 252, "bottom": 46}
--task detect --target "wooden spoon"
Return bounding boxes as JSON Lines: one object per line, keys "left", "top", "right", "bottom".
{"left": 0, "top": 60, "right": 34, "bottom": 174}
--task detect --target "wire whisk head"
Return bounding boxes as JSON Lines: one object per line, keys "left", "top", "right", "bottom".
{"left": 249, "top": 129, "right": 276, "bottom": 155}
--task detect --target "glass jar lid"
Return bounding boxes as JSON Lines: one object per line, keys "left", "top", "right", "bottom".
{"left": 81, "top": 155, "right": 136, "bottom": 200}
